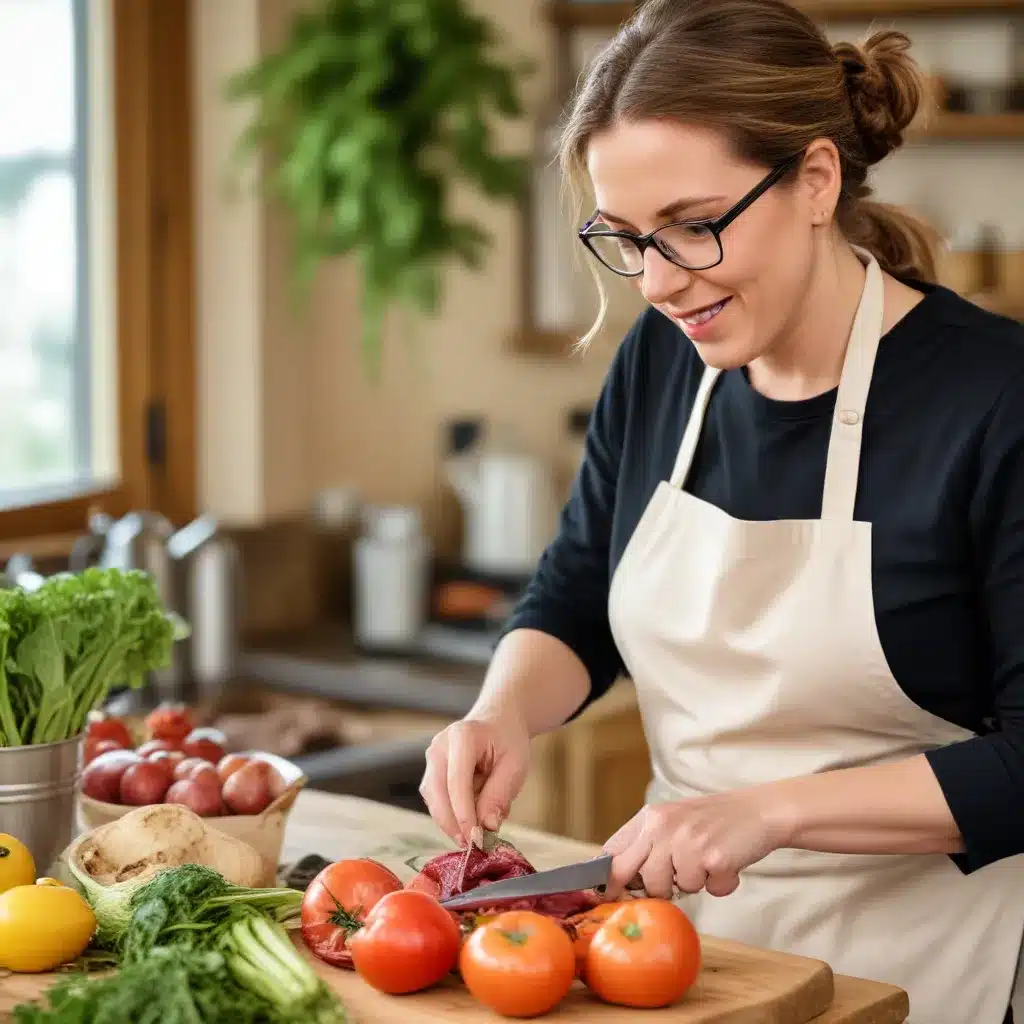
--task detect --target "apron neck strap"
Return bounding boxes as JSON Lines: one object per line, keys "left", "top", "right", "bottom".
{"left": 669, "top": 364, "right": 721, "bottom": 488}
{"left": 819, "top": 252, "right": 885, "bottom": 520}
{"left": 668, "top": 250, "right": 886, "bottom": 517}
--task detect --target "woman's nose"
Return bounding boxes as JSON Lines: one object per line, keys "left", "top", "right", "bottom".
{"left": 640, "top": 247, "right": 693, "bottom": 306}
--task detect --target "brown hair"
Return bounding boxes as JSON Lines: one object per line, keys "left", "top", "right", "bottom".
{"left": 560, "top": 0, "right": 942, "bottom": 343}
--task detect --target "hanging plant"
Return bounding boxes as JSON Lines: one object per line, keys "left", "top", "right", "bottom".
{"left": 226, "top": 0, "right": 533, "bottom": 377}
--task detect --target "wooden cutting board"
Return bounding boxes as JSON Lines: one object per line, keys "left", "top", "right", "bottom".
{"left": 0, "top": 932, "right": 908, "bottom": 1023}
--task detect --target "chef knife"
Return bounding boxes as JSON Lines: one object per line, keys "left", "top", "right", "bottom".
{"left": 439, "top": 853, "right": 615, "bottom": 911}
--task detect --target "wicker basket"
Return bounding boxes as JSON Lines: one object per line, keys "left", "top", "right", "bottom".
{"left": 76, "top": 751, "right": 305, "bottom": 886}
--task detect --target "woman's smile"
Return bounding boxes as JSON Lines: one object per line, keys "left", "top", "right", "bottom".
{"left": 668, "top": 296, "right": 734, "bottom": 339}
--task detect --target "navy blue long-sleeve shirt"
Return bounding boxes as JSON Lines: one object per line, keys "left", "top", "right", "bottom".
{"left": 504, "top": 282, "right": 1024, "bottom": 872}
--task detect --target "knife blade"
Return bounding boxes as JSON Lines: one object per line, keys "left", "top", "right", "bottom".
{"left": 439, "top": 854, "right": 615, "bottom": 911}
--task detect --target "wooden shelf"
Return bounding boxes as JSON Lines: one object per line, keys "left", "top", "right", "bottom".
{"left": 546, "top": 2, "right": 634, "bottom": 28}
{"left": 918, "top": 112, "right": 1024, "bottom": 140}
{"left": 546, "top": 0, "right": 1022, "bottom": 28}
{"left": 798, "top": 0, "right": 1022, "bottom": 15}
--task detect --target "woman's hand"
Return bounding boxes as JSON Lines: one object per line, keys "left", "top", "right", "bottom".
{"left": 419, "top": 716, "right": 532, "bottom": 845}
{"left": 603, "top": 789, "right": 795, "bottom": 900}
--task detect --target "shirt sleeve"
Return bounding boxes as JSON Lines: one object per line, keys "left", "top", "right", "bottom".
{"left": 925, "top": 365, "right": 1024, "bottom": 872}
{"left": 498, "top": 323, "right": 639, "bottom": 719}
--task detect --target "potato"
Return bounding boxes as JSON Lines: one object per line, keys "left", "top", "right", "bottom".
{"left": 82, "top": 749, "right": 142, "bottom": 803}
{"left": 173, "top": 757, "right": 216, "bottom": 782}
{"left": 120, "top": 761, "right": 172, "bottom": 806}
{"left": 165, "top": 773, "right": 226, "bottom": 817}
{"left": 137, "top": 738, "right": 179, "bottom": 757}
{"left": 67, "top": 804, "right": 264, "bottom": 889}
{"left": 217, "top": 753, "right": 250, "bottom": 783}
{"left": 222, "top": 759, "right": 277, "bottom": 815}
{"left": 147, "top": 750, "right": 181, "bottom": 782}
{"left": 181, "top": 727, "right": 227, "bottom": 765}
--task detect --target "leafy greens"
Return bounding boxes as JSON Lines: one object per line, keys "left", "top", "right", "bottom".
{"left": 14, "top": 865, "right": 345, "bottom": 1024}
{"left": 0, "top": 568, "right": 186, "bottom": 747}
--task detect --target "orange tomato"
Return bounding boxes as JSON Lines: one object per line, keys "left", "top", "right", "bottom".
{"left": 460, "top": 910, "right": 576, "bottom": 1018}
{"left": 563, "top": 901, "right": 629, "bottom": 978}
{"left": 585, "top": 899, "right": 702, "bottom": 1008}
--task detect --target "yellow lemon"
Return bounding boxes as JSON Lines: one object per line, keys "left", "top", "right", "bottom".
{"left": 0, "top": 835, "right": 35, "bottom": 894}
{"left": 0, "top": 883, "right": 96, "bottom": 972}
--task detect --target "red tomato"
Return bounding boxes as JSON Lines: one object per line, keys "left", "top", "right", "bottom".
{"left": 585, "top": 899, "right": 702, "bottom": 1008}
{"left": 85, "top": 713, "right": 133, "bottom": 750}
{"left": 144, "top": 703, "right": 194, "bottom": 744}
{"left": 84, "top": 736, "right": 126, "bottom": 765}
{"left": 348, "top": 890, "right": 461, "bottom": 995}
{"left": 460, "top": 910, "right": 576, "bottom": 1018}
{"left": 300, "top": 859, "right": 403, "bottom": 969}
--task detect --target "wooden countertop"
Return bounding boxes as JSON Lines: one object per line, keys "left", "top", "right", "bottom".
{"left": 282, "top": 790, "right": 909, "bottom": 1024}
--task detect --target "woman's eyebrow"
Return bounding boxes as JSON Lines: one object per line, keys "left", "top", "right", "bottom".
{"left": 597, "top": 194, "right": 727, "bottom": 228}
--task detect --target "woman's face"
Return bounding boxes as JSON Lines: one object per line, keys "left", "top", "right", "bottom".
{"left": 586, "top": 120, "right": 827, "bottom": 370}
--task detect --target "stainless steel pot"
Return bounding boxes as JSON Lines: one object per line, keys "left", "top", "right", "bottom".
{"left": 0, "top": 736, "right": 81, "bottom": 873}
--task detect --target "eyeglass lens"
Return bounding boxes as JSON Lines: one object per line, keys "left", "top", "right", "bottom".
{"left": 587, "top": 222, "right": 723, "bottom": 275}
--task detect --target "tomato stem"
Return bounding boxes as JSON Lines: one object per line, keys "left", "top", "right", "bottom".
{"left": 325, "top": 886, "right": 364, "bottom": 936}
{"left": 620, "top": 922, "right": 644, "bottom": 941}
{"left": 498, "top": 929, "right": 530, "bottom": 946}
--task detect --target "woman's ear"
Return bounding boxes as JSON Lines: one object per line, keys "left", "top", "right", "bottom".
{"left": 799, "top": 140, "right": 842, "bottom": 225}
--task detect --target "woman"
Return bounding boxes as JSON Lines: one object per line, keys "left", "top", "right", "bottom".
{"left": 419, "top": 1, "right": 1024, "bottom": 1019}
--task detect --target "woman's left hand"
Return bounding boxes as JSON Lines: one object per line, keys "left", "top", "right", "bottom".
{"left": 603, "top": 788, "right": 794, "bottom": 900}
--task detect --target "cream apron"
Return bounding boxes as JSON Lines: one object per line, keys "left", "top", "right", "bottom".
{"left": 607, "top": 253, "right": 1024, "bottom": 1023}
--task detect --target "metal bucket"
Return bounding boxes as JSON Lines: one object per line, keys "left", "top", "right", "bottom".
{"left": 0, "top": 736, "right": 82, "bottom": 873}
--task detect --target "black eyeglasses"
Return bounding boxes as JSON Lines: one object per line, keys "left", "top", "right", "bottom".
{"left": 578, "top": 154, "right": 802, "bottom": 278}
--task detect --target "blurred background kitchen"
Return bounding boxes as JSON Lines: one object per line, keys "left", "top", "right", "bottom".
{"left": 0, "top": 0, "right": 1021, "bottom": 845}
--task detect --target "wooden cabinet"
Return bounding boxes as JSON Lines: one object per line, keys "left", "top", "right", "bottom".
{"left": 506, "top": 682, "right": 652, "bottom": 844}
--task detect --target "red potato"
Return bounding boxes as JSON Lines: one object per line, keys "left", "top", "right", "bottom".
{"left": 173, "top": 757, "right": 217, "bottom": 783}
{"left": 181, "top": 728, "right": 227, "bottom": 765}
{"left": 148, "top": 748, "right": 185, "bottom": 766}
{"left": 146, "top": 750, "right": 181, "bottom": 782}
{"left": 165, "top": 773, "right": 225, "bottom": 816}
{"left": 217, "top": 753, "right": 250, "bottom": 783}
{"left": 84, "top": 737, "right": 125, "bottom": 765}
{"left": 120, "top": 760, "right": 172, "bottom": 806}
{"left": 137, "top": 738, "right": 180, "bottom": 758}
{"left": 191, "top": 767, "right": 222, "bottom": 793}
{"left": 81, "top": 749, "right": 142, "bottom": 803}
{"left": 263, "top": 757, "right": 288, "bottom": 801}
{"left": 221, "top": 759, "right": 282, "bottom": 815}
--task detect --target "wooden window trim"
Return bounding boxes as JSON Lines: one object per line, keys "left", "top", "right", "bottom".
{"left": 0, "top": 0, "right": 196, "bottom": 546}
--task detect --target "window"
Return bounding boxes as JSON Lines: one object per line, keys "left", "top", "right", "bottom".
{"left": 0, "top": 0, "right": 196, "bottom": 548}
{"left": 0, "top": 0, "right": 104, "bottom": 505}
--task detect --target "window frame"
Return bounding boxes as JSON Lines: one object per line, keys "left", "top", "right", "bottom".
{"left": 0, "top": 0, "right": 197, "bottom": 547}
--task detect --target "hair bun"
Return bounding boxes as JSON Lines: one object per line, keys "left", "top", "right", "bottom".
{"left": 834, "top": 30, "right": 924, "bottom": 164}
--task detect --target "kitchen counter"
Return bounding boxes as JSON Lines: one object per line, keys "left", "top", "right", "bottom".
{"left": 281, "top": 789, "right": 909, "bottom": 1023}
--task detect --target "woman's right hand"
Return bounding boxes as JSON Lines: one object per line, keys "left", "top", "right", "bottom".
{"left": 419, "top": 716, "right": 532, "bottom": 845}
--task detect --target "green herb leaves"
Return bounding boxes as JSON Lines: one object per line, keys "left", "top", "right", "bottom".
{"left": 16, "top": 865, "right": 346, "bottom": 1024}
{"left": 227, "top": 0, "right": 532, "bottom": 378}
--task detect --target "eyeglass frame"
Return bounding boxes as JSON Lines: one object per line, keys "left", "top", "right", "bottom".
{"left": 577, "top": 153, "right": 803, "bottom": 278}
